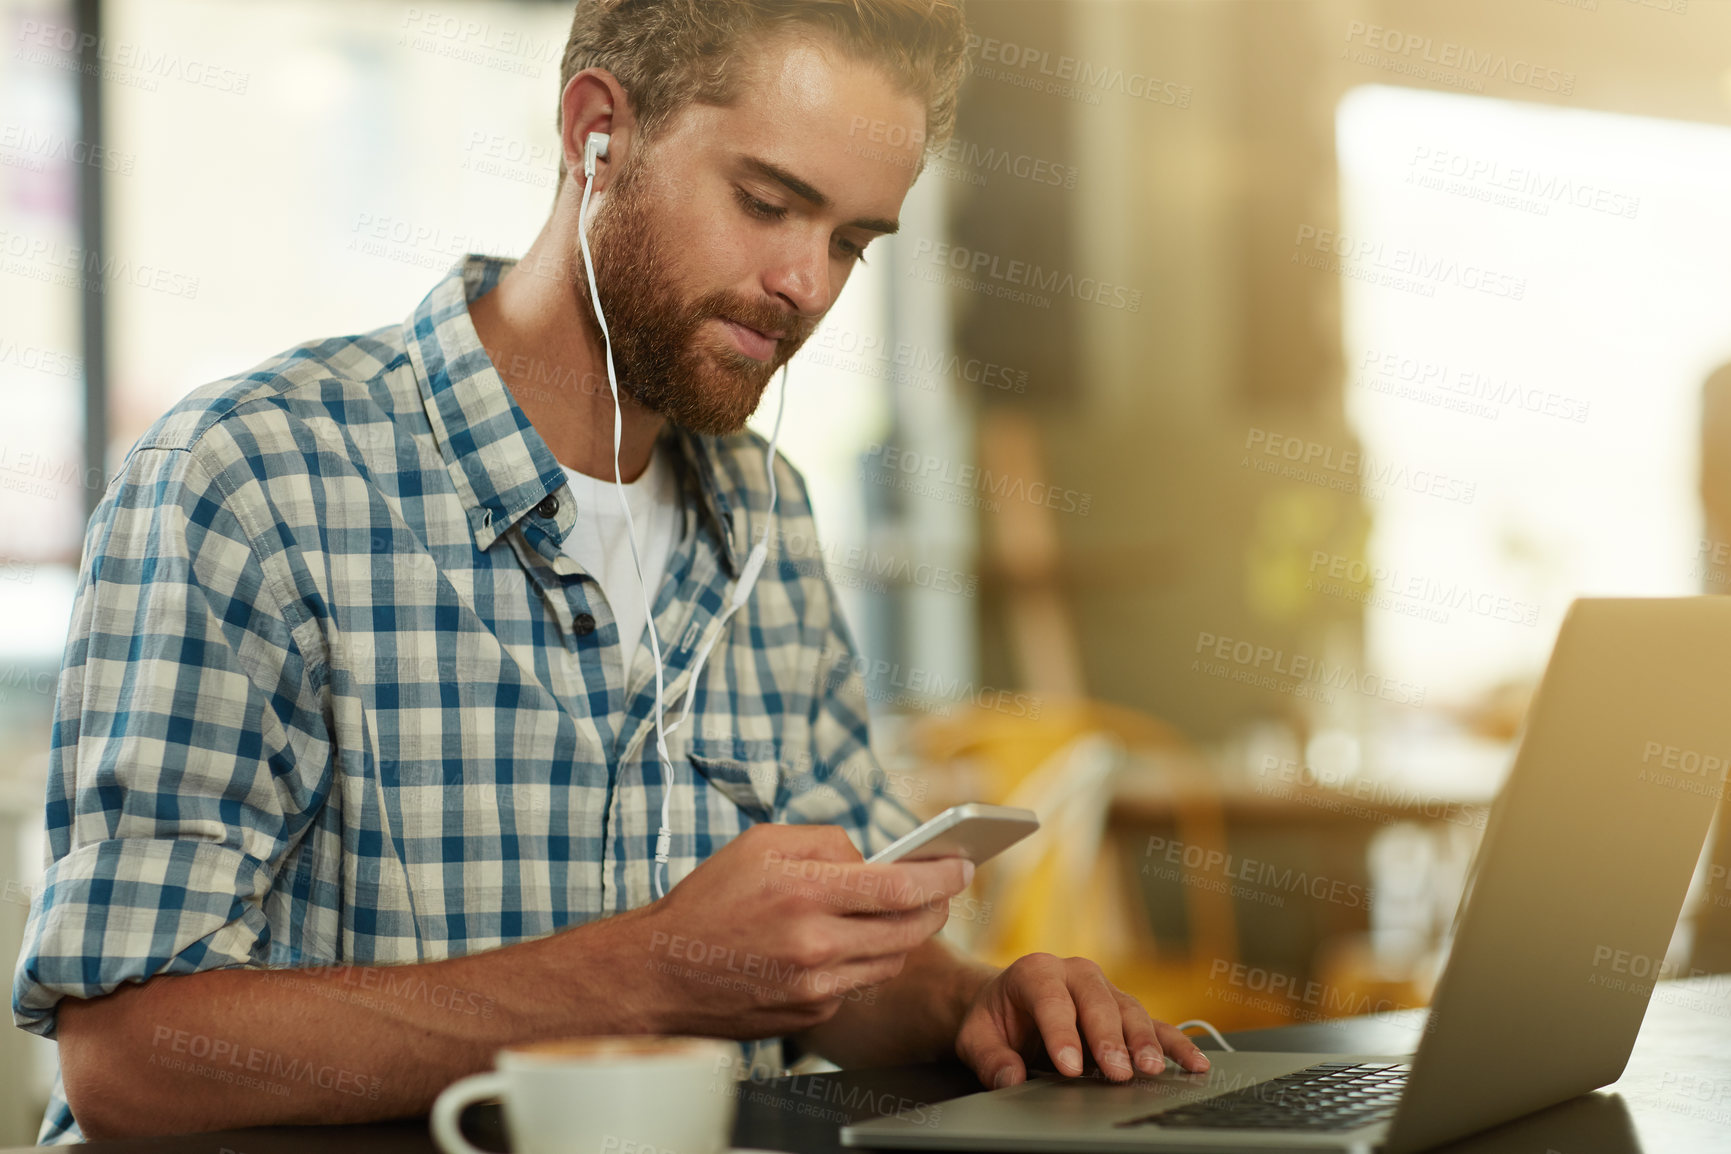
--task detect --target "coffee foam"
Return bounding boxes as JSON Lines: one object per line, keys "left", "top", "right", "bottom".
{"left": 507, "top": 1036, "right": 722, "bottom": 1063}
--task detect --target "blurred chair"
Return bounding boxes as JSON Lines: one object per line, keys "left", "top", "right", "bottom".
{"left": 916, "top": 699, "right": 1298, "bottom": 1029}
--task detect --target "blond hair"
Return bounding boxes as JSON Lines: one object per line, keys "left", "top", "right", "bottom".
{"left": 554, "top": 0, "right": 969, "bottom": 195}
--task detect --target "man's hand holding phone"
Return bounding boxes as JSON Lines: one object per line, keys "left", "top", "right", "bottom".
{"left": 633, "top": 823, "right": 972, "bottom": 1039}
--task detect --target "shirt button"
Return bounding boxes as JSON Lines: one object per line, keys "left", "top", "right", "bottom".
{"left": 575, "top": 612, "right": 597, "bottom": 636}
{"left": 536, "top": 494, "right": 560, "bottom": 518}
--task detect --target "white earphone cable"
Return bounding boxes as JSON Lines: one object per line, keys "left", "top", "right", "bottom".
{"left": 578, "top": 135, "right": 788, "bottom": 903}
{"left": 1173, "top": 1019, "right": 1237, "bottom": 1053}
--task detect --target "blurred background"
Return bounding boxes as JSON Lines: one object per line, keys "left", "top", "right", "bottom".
{"left": 4, "top": 0, "right": 1731, "bottom": 1140}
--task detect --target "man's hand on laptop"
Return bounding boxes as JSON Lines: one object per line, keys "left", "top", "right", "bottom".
{"left": 636, "top": 823, "right": 972, "bottom": 1039}
{"left": 954, "top": 954, "right": 1212, "bottom": 1088}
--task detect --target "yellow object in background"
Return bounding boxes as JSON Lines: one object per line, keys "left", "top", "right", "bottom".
{"left": 905, "top": 700, "right": 1298, "bottom": 1031}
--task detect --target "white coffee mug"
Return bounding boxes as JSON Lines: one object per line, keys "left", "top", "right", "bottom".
{"left": 431, "top": 1035, "right": 739, "bottom": 1154}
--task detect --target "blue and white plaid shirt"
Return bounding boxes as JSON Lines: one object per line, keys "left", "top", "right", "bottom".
{"left": 13, "top": 253, "right": 919, "bottom": 1144}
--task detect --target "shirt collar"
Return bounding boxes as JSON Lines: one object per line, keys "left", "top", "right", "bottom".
{"left": 404, "top": 253, "right": 742, "bottom": 575}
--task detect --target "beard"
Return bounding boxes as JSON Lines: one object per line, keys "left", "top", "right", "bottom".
{"left": 577, "top": 155, "right": 814, "bottom": 436}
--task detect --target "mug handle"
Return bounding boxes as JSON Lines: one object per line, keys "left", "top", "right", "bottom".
{"left": 430, "top": 1071, "right": 509, "bottom": 1154}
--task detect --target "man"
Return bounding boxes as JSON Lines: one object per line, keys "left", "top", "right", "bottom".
{"left": 13, "top": 0, "right": 1209, "bottom": 1142}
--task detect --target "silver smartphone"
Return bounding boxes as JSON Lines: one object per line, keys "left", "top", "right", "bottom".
{"left": 867, "top": 802, "right": 1040, "bottom": 865}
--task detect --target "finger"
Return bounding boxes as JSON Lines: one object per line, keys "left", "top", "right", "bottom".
{"left": 1069, "top": 964, "right": 1134, "bottom": 1082}
{"left": 787, "top": 824, "right": 868, "bottom": 860}
{"left": 749, "top": 824, "right": 864, "bottom": 876}
{"left": 782, "top": 951, "right": 907, "bottom": 1001}
{"left": 1008, "top": 962, "right": 1087, "bottom": 1077}
{"left": 842, "top": 951, "right": 909, "bottom": 989}
{"left": 756, "top": 853, "right": 968, "bottom": 915}
{"left": 956, "top": 1011, "right": 1028, "bottom": 1090}
{"left": 1112, "top": 991, "right": 1167, "bottom": 1076}
{"left": 852, "top": 857, "right": 974, "bottom": 912}
{"left": 1155, "top": 1020, "right": 1213, "bottom": 1073}
{"left": 824, "top": 899, "right": 951, "bottom": 960}
{"left": 754, "top": 932, "right": 910, "bottom": 997}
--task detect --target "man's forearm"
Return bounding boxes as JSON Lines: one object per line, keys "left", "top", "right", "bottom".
{"left": 791, "top": 935, "right": 999, "bottom": 1069}
{"left": 58, "top": 903, "right": 669, "bottom": 1140}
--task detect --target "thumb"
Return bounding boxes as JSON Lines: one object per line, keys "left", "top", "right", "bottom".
{"left": 957, "top": 1017, "right": 1028, "bottom": 1091}
{"left": 970, "top": 1043, "right": 1027, "bottom": 1091}
{"left": 772, "top": 827, "right": 865, "bottom": 861}
{"left": 758, "top": 822, "right": 864, "bottom": 863}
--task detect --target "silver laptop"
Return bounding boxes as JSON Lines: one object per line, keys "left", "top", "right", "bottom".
{"left": 843, "top": 597, "right": 1731, "bottom": 1153}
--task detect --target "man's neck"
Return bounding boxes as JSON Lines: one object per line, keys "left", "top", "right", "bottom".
{"left": 469, "top": 215, "right": 667, "bottom": 484}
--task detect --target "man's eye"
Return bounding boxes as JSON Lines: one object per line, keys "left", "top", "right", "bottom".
{"left": 838, "top": 239, "right": 870, "bottom": 267}
{"left": 735, "top": 187, "right": 786, "bottom": 220}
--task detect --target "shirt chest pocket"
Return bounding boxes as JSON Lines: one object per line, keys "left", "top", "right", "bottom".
{"left": 685, "top": 737, "right": 788, "bottom": 823}
{"left": 674, "top": 594, "right": 813, "bottom": 827}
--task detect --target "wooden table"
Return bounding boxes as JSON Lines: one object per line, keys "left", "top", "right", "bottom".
{"left": 26, "top": 973, "right": 1725, "bottom": 1154}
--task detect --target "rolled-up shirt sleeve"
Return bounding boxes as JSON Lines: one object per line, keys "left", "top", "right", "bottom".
{"left": 13, "top": 441, "right": 330, "bottom": 1037}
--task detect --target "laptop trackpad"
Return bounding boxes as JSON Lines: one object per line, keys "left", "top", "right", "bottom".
{"left": 1007, "top": 1052, "right": 1338, "bottom": 1123}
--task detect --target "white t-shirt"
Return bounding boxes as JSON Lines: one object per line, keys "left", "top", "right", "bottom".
{"left": 557, "top": 446, "right": 683, "bottom": 681}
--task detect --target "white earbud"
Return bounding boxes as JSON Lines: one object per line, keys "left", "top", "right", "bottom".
{"left": 583, "top": 131, "right": 610, "bottom": 180}
{"left": 574, "top": 132, "right": 790, "bottom": 902}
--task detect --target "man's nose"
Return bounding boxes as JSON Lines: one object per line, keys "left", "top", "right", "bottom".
{"left": 763, "top": 238, "right": 833, "bottom": 317}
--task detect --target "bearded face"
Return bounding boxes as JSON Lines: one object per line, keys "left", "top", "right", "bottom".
{"left": 577, "top": 149, "right": 816, "bottom": 437}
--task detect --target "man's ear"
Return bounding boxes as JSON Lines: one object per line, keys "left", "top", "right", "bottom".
{"left": 560, "top": 66, "right": 635, "bottom": 193}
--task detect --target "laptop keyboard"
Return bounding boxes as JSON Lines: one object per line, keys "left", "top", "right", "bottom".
{"left": 1116, "top": 1061, "right": 1410, "bottom": 1132}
